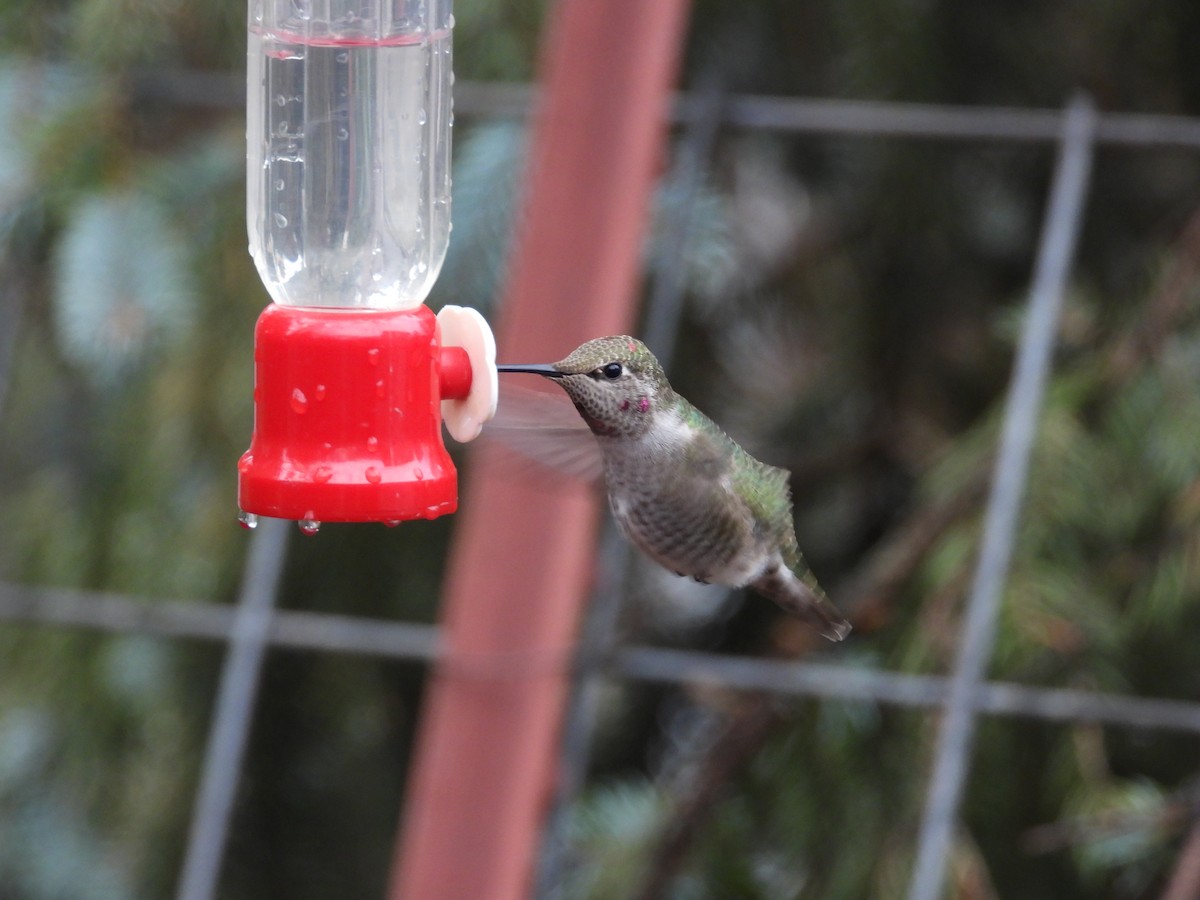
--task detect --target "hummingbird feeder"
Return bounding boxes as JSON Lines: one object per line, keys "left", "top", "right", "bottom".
{"left": 238, "top": 0, "right": 496, "bottom": 531}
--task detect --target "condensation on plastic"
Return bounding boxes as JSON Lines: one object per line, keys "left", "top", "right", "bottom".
{"left": 247, "top": 0, "right": 453, "bottom": 308}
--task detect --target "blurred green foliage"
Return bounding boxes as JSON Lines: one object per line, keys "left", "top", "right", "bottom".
{"left": 1, "top": 0, "right": 1199, "bottom": 898}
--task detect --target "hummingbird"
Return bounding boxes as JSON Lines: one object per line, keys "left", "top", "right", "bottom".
{"left": 496, "top": 335, "right": 851, "bottom": 641}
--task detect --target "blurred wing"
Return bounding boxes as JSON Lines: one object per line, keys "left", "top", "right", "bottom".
{"left": 481, "top": 383, "right": 604, "bottom": 483}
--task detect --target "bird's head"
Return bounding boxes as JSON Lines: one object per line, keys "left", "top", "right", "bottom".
{"left": 496, "top": 336, "right": 671, "bottom": 437}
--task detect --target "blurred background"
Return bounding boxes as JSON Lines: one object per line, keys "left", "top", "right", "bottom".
{"left": 2, "top": 0, "right": 1200, "bottom": 897}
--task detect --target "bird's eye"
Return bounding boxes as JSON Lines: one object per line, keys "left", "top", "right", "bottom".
{"left": 602, "top": 362, "right": 623, "bottom": 379}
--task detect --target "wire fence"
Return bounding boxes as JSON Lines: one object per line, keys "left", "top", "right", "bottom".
{"left": 5, "top": 584, "right": 1200, "bottom": 733}
{"left": 906, "top": 94, "right": 1097, "bottom": 900}
{"left": 3, "top": 80, "right": 1200, "bottom": 899}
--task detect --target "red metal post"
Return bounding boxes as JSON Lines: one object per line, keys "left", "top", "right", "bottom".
{"left": 388, "top": 1, "right": 692, "bottom": 898}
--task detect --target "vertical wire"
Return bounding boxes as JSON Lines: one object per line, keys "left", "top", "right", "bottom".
{"left": 905, "top": 94, "right": 1097, "bottom": 900}
{"left": 532, "top": 74, "right": 726, "bottom": 900}
{"left": 0, "top": 254, "right": 26, "bottom": 422}
{"left": 176, "top": 516, "right": 290, "bottom": 900}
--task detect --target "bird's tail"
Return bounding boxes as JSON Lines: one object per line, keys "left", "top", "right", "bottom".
{"left": 751, "top": 565, "right": 851, "bottom": 642}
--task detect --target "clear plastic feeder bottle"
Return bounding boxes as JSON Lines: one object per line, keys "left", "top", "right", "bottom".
{"left": 247, "top": 0, "right": 453, "bottom": 309}
{"left": 239, "top": 0, "right": 498, "bottom": 529}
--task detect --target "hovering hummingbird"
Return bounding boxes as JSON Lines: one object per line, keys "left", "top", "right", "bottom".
{"left": 496, "top": 336, "right": 851, "bottom": 641}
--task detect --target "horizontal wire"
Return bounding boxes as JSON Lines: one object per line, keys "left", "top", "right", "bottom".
{"left": 4, "top": 582, "right": 1200, "bottom": 734}
{"left": 711, "top": 94, "right": 1200, "bottom": 148}
{"left": 0, "top": 582, "right": 441, "bottom": 662}
{"left": 123, "top": 70, "right": 1200, "bottom": 149}
{"left": 612, "top": 647, "right": 1200, "bottom": 734}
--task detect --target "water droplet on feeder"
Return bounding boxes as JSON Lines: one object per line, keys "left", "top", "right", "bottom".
{"left": 298, "top": 519, "right": 320, "bottom": 535}
{"left": 238, "top": 511, "right": 259, "bottom": 530}
{"left": 311, "top": 465, "right": 333, "bottom": 484}
{"left": 290, "top": 387, "right": 308, "bottom": 414}
{"left": 364, "top": 466, "right": 382, "bottom": 484}
{"left": 366, "top": 435, "right": 379, "bottom": 452}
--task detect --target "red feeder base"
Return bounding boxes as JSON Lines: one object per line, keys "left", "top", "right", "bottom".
{"left": 238, "top": 304, "right": 469, "bottom": 523}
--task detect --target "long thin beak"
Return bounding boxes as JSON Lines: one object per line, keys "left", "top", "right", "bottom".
{"left": 495, "top": 363, "right": 564, "bottom": 378}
